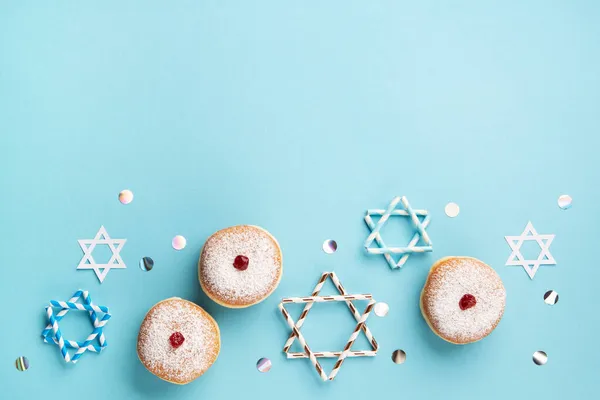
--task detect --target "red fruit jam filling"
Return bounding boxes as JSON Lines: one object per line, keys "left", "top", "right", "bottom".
{"left": 233, "top": 255, "right": 249, "bottom": 271}
{"left": 459, "top": 294, "right": 477, "bottom": 310}
{"left": 169, "top": 332, "right": 185, "bottom": 348}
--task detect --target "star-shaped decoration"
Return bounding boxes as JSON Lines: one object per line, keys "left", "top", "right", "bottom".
{"left": 364, "top": 196, "right": 433, "bottom": 269}
{"left": 505, "top": 221, "right": 556, "bottom": 279}
{"left": 42, "top": 289, "right": 111, "bottom": 364}
{"left": 278, "top": 272, "right": 378, "bottom": 382}
{"left": 77, "top": 226, "right": 126, "bottom": 283}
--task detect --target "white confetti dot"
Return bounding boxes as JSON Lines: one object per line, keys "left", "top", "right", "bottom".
{"left": 172, "top": 235, "right": 187, "bottom": 250}
{"left": 557, "top": 195, "right": 572, "bottom": 210}
{"left": 444, "top": 202, "right": 460, "bottom": 218}
{"left": 118, "top": 189, "right": 134, "bottom": 205}
{"left": 374, "top": 302, "right": 389, "bottom": 317}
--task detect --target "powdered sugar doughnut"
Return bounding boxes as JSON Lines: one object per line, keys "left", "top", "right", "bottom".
{"left": 137, "top": 298, "right": 220, "bottom": 384}
{"left": 199, "top": 225, "right": 283, "bottom": 308}
{"left": 420, "top": 257, "right": 506, "bottom": 344}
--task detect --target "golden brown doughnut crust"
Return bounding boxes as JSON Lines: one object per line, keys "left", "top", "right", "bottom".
{"left": 420, "top": 257, "right": 506, "bottom": 345}
{"left": 199, "top": 225, "right": 283, "bottom": 308}
{"left": 137, "top": 298, "right": 220, "bottom": 384}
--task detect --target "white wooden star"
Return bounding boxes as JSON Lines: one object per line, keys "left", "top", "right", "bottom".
{"left": 505, "top": 221, "right": 556, "bottom": 279}
{"left": 77, "top": 226, "right": 127, "bottom": 283}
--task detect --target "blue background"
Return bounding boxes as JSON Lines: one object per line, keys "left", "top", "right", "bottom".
{"left": 1, "top": 1, "right": 599, "bottom": 398}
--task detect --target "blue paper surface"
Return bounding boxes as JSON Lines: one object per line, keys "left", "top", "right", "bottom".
{"left": 1, "top": 1, "right": 599, "bottom": 398}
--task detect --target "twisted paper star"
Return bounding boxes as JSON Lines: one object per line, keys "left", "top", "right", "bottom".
{"left": 77, "top": 226, "right": 126, "bottom": 283}
{"left": 364, "top": 196, "right": 433, "bottom": 269}
{"left": 505, "top": 221, "right": 556, "bottom": 279}
{"left": 42, "top": 290, "right": 111, "bottom": 363}
{"left": 279, "top": 272, "right": 378, "bottom": 382}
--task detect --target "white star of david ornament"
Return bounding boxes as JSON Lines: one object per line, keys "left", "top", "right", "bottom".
{"left": 505, "top": 221, "right": 556, "bottom": 279}
{"left": 77, "top": 226, "right": 127, "bottom": 283}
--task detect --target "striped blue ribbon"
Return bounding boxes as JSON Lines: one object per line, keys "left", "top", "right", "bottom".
{"left": 42, "top": 289, "right": 111, "bottom": 364}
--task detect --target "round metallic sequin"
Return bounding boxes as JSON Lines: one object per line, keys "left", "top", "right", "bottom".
{"left": 444, "top": 202, "right": 460, "bottom": 218}
{"left": 557, "top": 195, "right": 572, "bottom": 210}
{"left": 544, "top": 290, "right": 559, "bottom": 305}
{"left": 15, "top": 356, "right": 29, "bottom": 371}
{"left": 256, "top": 357, "right": 272, "bottom": 373}
{"left": 392, "top": 350, "right": 406, "bottom": 364}
{"left": 118, "top": 190, "right": 134, "bottom": 205}
{"left": 139, "top": 257, "right": 154, "bottom": 272}
{"left": 322, "top": 239, "right": 338, "bottom": 254}
{"left": 172, "top": 235, "right": 187, "bottom": 251}
{"left": 533, "top": 351, "right": 548, "bottom": 365}
{"left": 374, "top": 302, "right": 389, "bottom": 317}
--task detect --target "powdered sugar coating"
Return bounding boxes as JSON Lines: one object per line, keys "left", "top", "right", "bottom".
{"left": 199, "top": 225, "right": 282, "bottom": 307}
{"left": 421, "top": 257, "right": 506, "bottom": 344}
{"left": 137, "top": 298, "right": 220, "bottom": 384}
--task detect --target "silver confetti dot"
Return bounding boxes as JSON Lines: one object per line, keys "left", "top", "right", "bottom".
{"left": 374, "top": 302, "right": 389, "bottom": 317}
{"left": 392, "top": 350, "right": 406, "bottom": 364}
{"left": 139, "top": 257, "right": 154, "bottom": 271}
{"left": 533, "top": 351, "right": 548, "bottom": 365}
{"left": 544, "top": 290, "right": 559, "bottom": 305}
{"left": 557, "top": 195, "right": 572, "bottom": 210}
{"left": 256, "top": 357, "right": 272, "bottom": 373}
{"left": 118, "top": 189, "right": 134, "bottom": 205}
{"left": 444, "top": 202, "right": 460, "bottom": 218}
{"left": 15, "top": 356, "right": 29, "bottom": 371}
{"left": 172, "top": 235, "right": 187, "bottom": 251}
{"left": 322, "top": 239, "right": 337, "bottom": 254}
